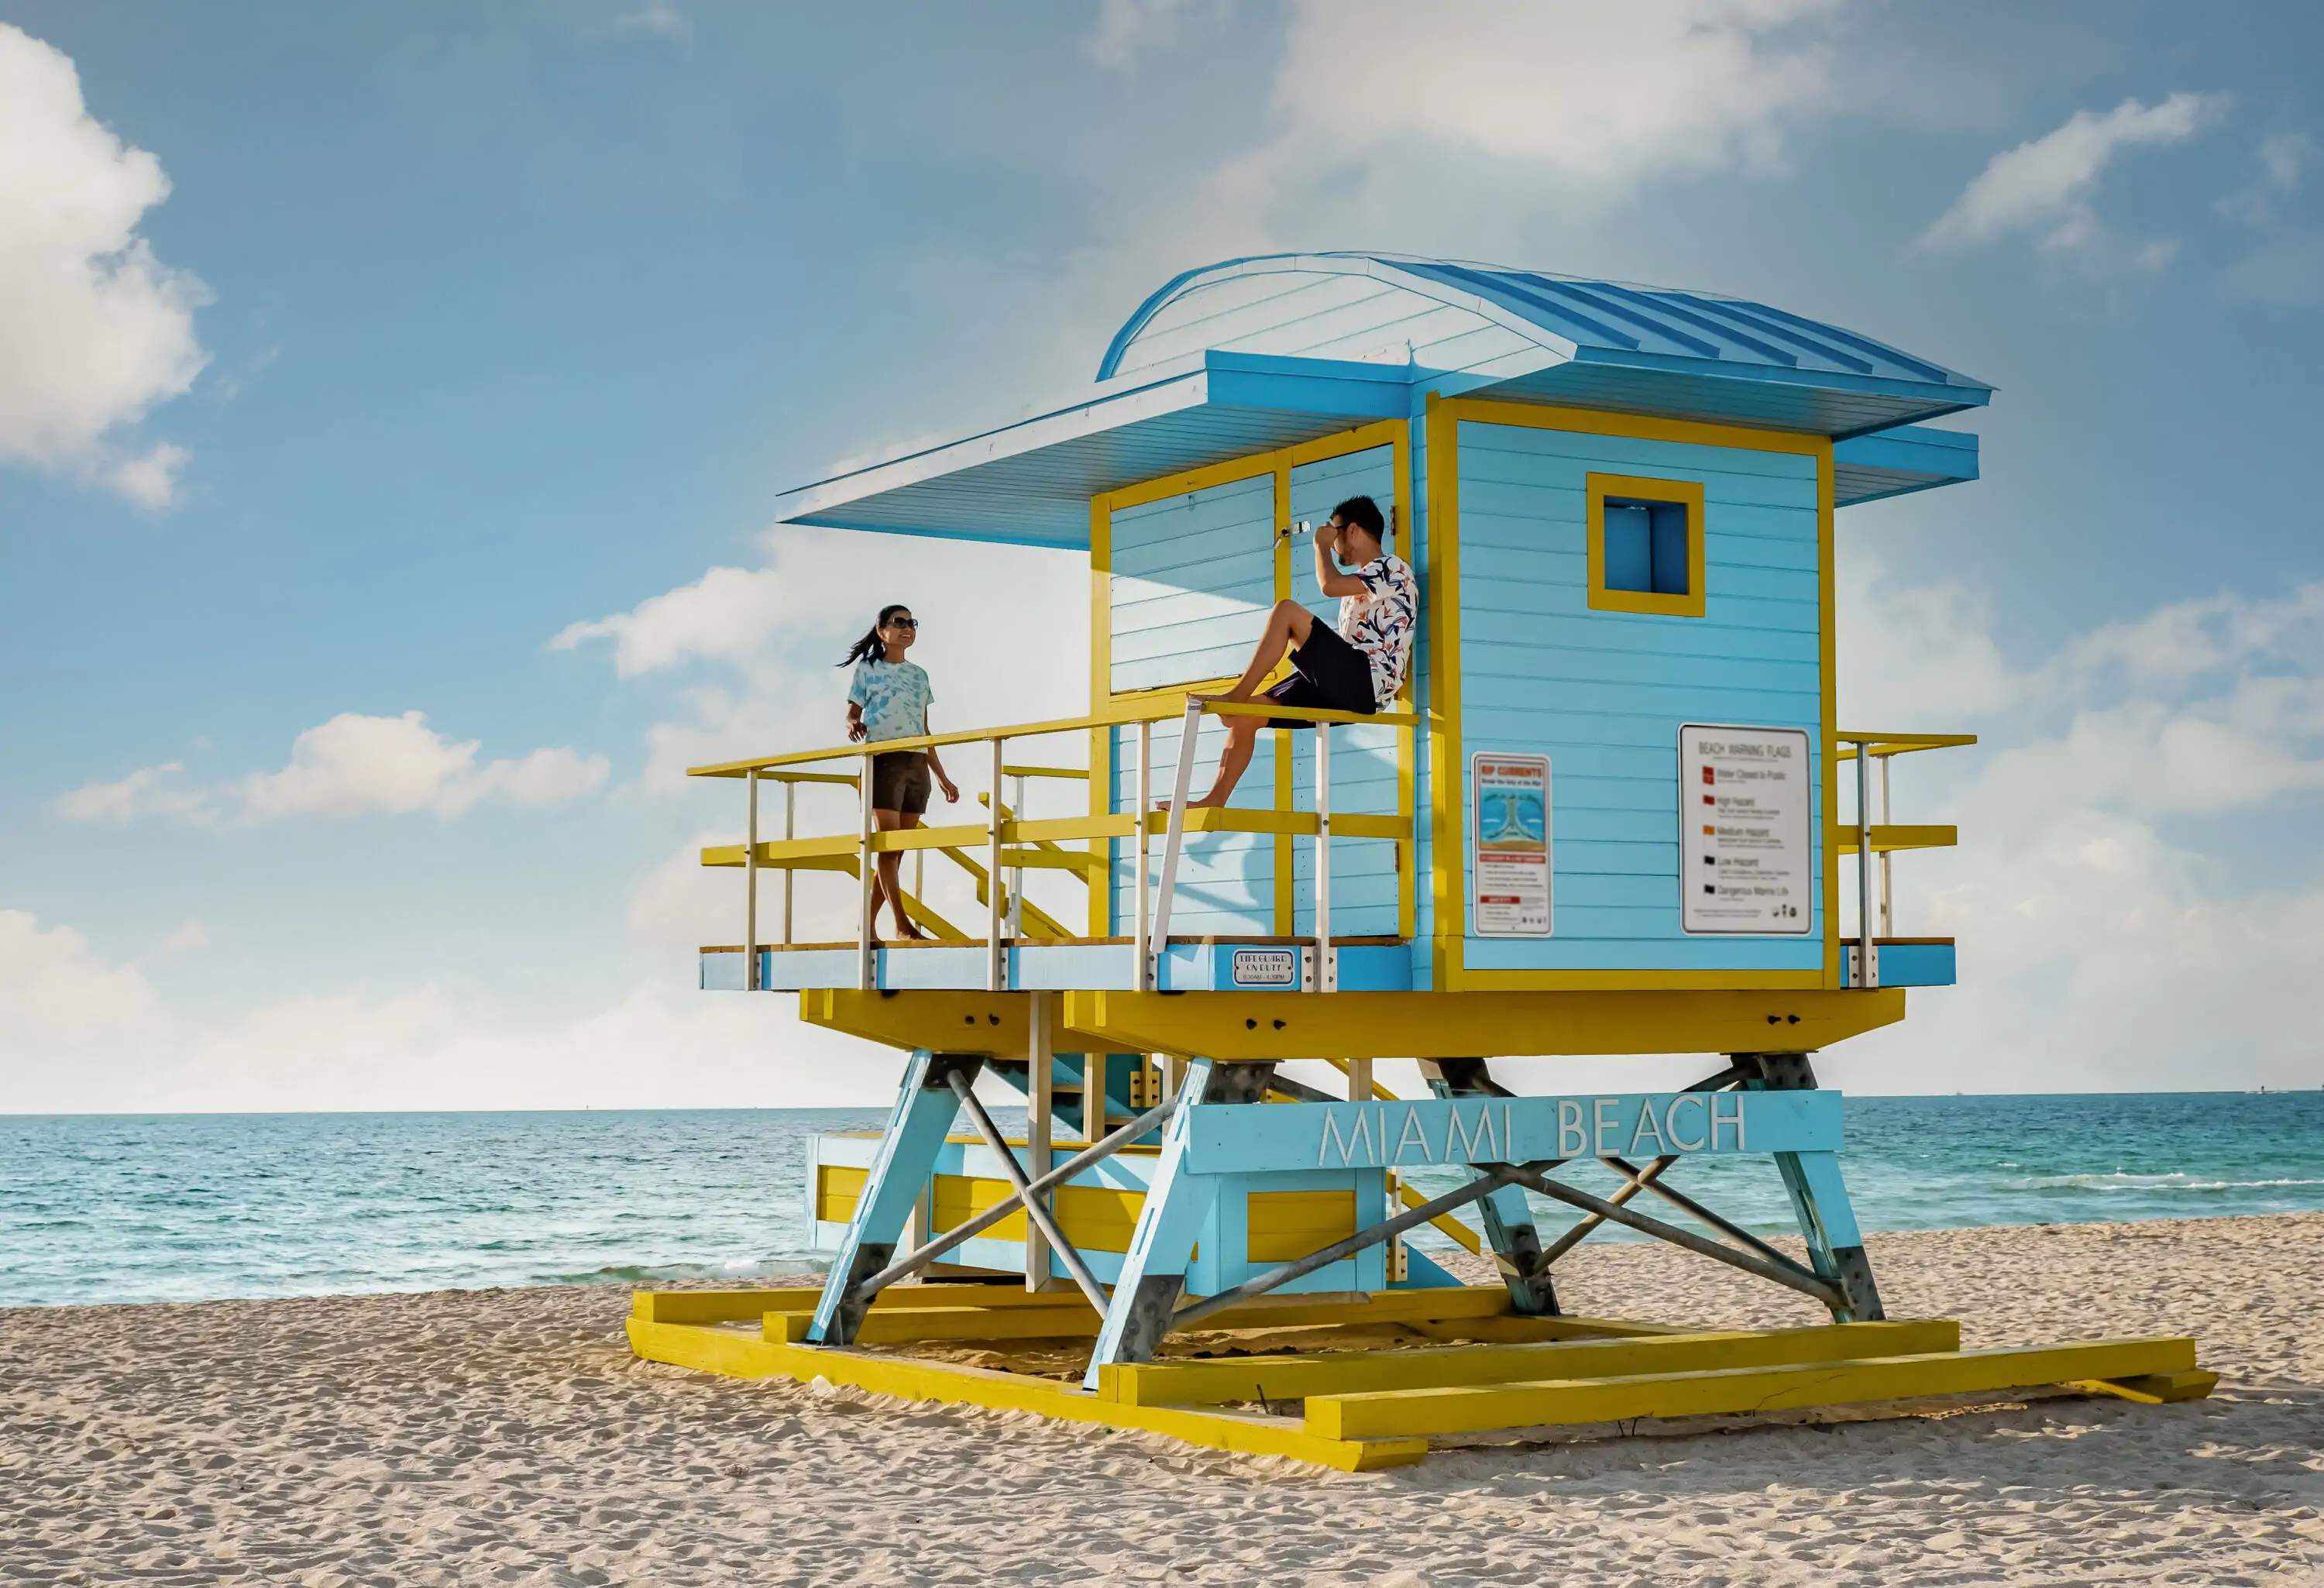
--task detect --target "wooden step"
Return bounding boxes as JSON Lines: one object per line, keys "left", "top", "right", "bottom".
{"left": 1306, "top": 1337, "right": 2202, "bottom": 1439}
{"left": 1099, "top": 1320, "right": 1958, "bottom": 1408}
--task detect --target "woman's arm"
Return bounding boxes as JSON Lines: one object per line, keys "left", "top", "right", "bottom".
{"left": 847, "top": 701, "right": 867, "bottom": 742}
{"left": 923, "top": 714, "right": 959, "bottom": 802}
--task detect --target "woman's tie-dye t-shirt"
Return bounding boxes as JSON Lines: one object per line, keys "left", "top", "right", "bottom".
{"left": 849, "top": 658, "right": 934, "bottom": 742}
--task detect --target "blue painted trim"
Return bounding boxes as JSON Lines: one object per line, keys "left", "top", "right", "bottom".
{"left": 1874, "top": 940, "right": 1956, "bottom": 987}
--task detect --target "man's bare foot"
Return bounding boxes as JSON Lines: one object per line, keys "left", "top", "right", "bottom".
{"left": 1154, "top": 794, "right": 1229, "bottom": 813}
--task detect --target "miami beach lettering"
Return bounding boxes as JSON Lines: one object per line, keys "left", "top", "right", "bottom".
{"left": 1312, "top": 1092, "right": 1754, "bottom": 1169}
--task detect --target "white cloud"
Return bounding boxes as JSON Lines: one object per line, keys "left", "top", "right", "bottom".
{"left": 0, "top": 23, "right": 207, "bottom": 506}
{"left": 2216, "top": 130, "right": 2315, "bottom": 227}
{"left": 0, "top": 909, "right": 165, "bottom": 1050}
{"left": 163, "top": 920, "right": 211, "bottom": 955}
{"left": 2216, "top": 132, "right": 2324, "bottom": 305}
{"left": 601, "top": 0, "right": 692, "bottom": 46}
{"left": 1835, "top": 551, "right": 2324, "bottom": 1091}
{"left": 1920, "top": 93, "right": 2221, "bottom": 267}
{"left": 1167, "top": 0, "right": 1847, "bottom": 253}
{"left": 1088, "top": 0, "right": 1214, "bottom": 69}
{"left": 56, "top": 711, "right": 609, "bottom": 826}
{"left": 557, "top": 524, "right": 1088, "bottom": 794}
{"left": 0, "top": 973, "right": 899, "bottom": 1115}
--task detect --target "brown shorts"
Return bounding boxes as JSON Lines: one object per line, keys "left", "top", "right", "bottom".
{"left": 871, "top": 751, "right": 931, "bottom": 815}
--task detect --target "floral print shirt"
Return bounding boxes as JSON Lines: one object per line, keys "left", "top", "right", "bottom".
{"left": 1338, "top": 554, "right": 1418, "bottom": 708}
{"left": 848, "top": 658, "right": 933, "bottom": 744}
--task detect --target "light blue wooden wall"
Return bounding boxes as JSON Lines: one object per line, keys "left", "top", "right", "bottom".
{"left": 1109, "top": 472, "right": 1274, "bottom": 694}
{"left": 1453, "top": 420, "right": 1825, "bottom": 972}
{"left": 1100, "top": 443, "right": 1408, "bottom": 940}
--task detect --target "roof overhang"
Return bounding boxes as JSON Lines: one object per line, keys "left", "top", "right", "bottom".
{"left": 772, "top": 352, "right": 1408, "bottom": 549}
{"left": 774, "top": 352, "right": 1982, "bottom": 549}
{"left": 1831, "top": 424, "right": 1980, "bottom": 505}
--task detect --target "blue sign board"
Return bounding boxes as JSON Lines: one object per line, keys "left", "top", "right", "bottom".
{"left": 1182, "top": 1090, "right": 1843, "bottom": 1175}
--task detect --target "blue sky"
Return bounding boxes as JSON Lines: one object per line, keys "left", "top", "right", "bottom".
{"left": 5, "top": 1, "right": 2323, "bottom": 1110}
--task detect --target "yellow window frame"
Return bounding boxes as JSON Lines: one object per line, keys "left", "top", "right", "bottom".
{"left": 1586, "top": 473, "right": 1707, "bottom": 619}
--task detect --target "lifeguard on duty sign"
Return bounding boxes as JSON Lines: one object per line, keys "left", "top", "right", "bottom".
{"left": 1470, "top": 752, "right": 1551, "bottom": 937}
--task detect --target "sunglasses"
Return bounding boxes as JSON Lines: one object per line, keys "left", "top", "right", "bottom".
{"left": 885, "top": 616, "right": 918, "bottom": 628}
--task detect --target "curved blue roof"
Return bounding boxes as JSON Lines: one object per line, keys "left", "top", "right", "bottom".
{"left": 769, "top": 253, "right": 1987, "bottom": 547}
{"left": 1098, "top": 253, "right": 1989, "bottom": 439}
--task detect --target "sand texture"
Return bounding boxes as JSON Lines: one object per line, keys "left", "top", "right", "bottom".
{"left": 4, "top": 1213, "right": 2322, "bottom": 1586}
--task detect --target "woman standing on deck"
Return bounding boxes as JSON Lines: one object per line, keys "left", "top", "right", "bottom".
{"left": 842, "top": 604, "right": 958, "bottom": 941}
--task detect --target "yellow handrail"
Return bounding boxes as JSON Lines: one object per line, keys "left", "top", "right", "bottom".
{"left": 1834, "top": 731, "right": 1976, "bottom": 761}
{"left": 689, "top": 695, "right": 1424, "bottom": 777}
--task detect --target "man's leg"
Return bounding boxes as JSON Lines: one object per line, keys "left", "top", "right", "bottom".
{"left": 1184, "top": 716, "right": 1263, "bottom": 809}
{"left": 1168, "top": 601, "right": 1314, "bottom": 809}
{"left": 1220, "top": 600, "right": 1315, "bottom": 702}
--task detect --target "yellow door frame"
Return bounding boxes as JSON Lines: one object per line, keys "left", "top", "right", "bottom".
{"left": 1423, "top": 396, "right": 1839, "bottom": 994}
{"left": 1088, "top": 420, "right": 1415, "bottom": 941}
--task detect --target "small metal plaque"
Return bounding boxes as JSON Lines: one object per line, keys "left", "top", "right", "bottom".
{"left": 1229, "top": 947, "right": 1298, "bottom": 988}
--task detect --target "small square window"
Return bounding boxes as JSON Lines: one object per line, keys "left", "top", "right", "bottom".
{"left": 1602, "top": 499, "right": 1692, "bottom": 595}
{"left": 1587, "top": 473, "right": 1707, "bottom": 617}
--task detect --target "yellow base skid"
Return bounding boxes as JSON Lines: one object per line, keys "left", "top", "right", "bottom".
{"left": 631, "top": 1287, "right": 2211, "bottom": 1470}
{"left": 627, "top": 1316, "right": 1427, "bottom": 1472}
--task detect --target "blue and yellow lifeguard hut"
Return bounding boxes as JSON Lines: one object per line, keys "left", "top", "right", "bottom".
{"left": 629, "top": 255, "right": 2210, "bottom": 1467}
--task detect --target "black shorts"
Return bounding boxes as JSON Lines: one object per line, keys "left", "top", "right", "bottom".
{"left": 1263, "top": 620, "right": 1380, "bottom": 728}
{"left": 870, "top": 751, "right": 931, "bottom": 815}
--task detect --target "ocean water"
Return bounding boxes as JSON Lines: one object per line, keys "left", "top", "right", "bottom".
{"left": 2, "top": 1092, "right": 2319, "bottom": 1308}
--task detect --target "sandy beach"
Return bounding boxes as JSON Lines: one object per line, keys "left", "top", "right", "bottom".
{"left": 5, "top": 1213, "right": 2320, "bottom": 1586}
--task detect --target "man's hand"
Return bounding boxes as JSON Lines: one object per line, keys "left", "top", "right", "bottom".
{"left": 937, "top": 772, "right": 960, "bottom": 803}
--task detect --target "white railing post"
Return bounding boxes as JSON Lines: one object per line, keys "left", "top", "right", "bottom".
{"left": 1025, "top": 990, "right": 1054, "bottom": 1291}
{"left": 987, "top": 737, "right": 1006, "bottom": 992}
{"left": 744, "top": 768, "right": 760, "bottom": 992}
{"left": 857, "top": 754, "right": 875, "bottom": 992}
{"left": 1007, "top": 772, "right": 1025, "bottom": 942}
{"left": 780, "top": 779, "right": 795, "bottom": 946}
{"left": 1148, "top": 700, "right": 1203, "bottom": 991}
{"left": 1855, "top": 739, "right": 1877, "bottom": 989}
{"left": 1133, "top": 718, "right": 1152, "bottom": 991}
{"left": 1315, "top": 720, "right": 1334, "bottom": 993}
{"left": 1878, "top": 751, "right": 1895, "bottom": 940}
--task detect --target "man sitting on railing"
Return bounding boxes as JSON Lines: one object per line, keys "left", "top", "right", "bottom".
{"left": 1166, "top": 494, "right": 1417, "bottom": 809}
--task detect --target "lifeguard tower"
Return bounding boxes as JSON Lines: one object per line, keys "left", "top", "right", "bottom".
{"left": 629, "top": 255, "right": 2210, "bottom": 1467}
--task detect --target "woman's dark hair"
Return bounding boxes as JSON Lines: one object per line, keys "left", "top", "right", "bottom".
{"left": 1332, "top": 495, "right": 1387, "bottom": 540}
{"left": 840, "top": 603, "right": 912, "bottom": 668}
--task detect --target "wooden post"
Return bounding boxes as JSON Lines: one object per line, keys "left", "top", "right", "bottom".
{"left": 1346, "top": 1057, "right": 1373, "bottom": 1102}
{"left": 1084, "top": 1052, "right": 1109, "bottom": 1143}
{"left": 987, "top": 737, "right": 1006, "bottom": 993}
{"left": 1025, "top": 991, "right": 1054, "bottom": 1291}
{"left": 1134, "top": 719, "right": 1151, "bottom": 990}
{"left": 1878, "top": 751, "right": 1895, "bottom": 940}
{"left": 1315, "top": 721, "right": 1334, "bottom": 992}
{"left": 856, "top": 754, "right": 875, "bottom": 992}
{"left": 744, "top": 768, "right": 759, "bottom": 992}
{"left": 1855, "top": 741, "right": 1876, "bottom": 988}
{"left": 779, "top": 779, "right": 795, "bottom": 946}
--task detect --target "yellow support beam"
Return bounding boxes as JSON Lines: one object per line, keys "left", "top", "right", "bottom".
{"left": 1062, "top": 988, "right": 1906, "bottom": 1061}
{"left": 627, "top": 1317, "right": 1428, "bottom": 1473}
{"left": 1099, "top": 1321, "right": 1960, "bottom": 1408}
{"left": 1829, "top": 823, "right": 1958, "bottom": 854}
{"left": 1306, "top": 1337, "right": 2202, "bottom": 1439}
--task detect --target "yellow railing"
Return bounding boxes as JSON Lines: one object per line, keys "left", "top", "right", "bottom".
{"left": 692, "top": 693, "right": 1425, "bottom": 993}
{"left": 1834, "top": 731, "right": 1975, "bottom": 984}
